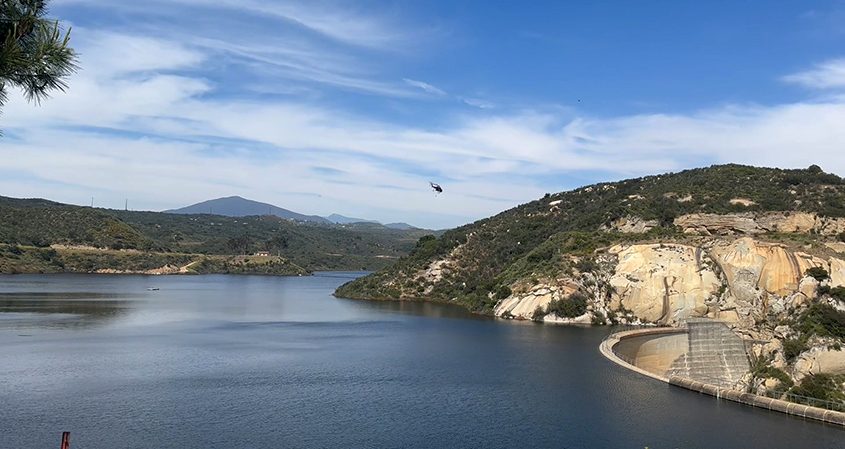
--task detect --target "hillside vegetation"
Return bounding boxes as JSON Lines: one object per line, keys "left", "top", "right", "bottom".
{"left": 0, "top": 196, "right": 429, "bottom": 274}
{"left": 336, "top": 164, "right": 845, "bottom": 312}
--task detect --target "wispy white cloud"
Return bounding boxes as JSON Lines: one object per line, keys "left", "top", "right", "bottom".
{"left": 403, "top": 79, "right": 447, "bottom": 96}
{"left": 6, "top": 7, "right": 845, "bottom": 228}
{"left": 55, "top": 0, "right": 411, "bottom": 50}
{"left": 53, "top": 0, "right": 426, "bottom": 98}
{"left": 461, "top": 97, "right": 495, "bottom": 109}
{"left": 783, "top": 58, "right": 845, "bottom": 89}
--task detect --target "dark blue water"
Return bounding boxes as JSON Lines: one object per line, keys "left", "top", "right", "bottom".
{"left": 0, "top": 273, "right": 842, "bottom": 449}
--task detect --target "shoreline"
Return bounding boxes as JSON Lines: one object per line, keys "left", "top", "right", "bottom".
{"left": 599, "top": 328, "right": 845, "bottom": 427}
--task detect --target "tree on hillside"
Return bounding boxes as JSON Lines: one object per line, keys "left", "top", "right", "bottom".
{"left": 265, "top": 235, "right": 288, "bottom": 256}
{"left": 0, "top": 0, "right": 77, "bottom": 116}
{"left": 227, "top": 235, "right": 251, "bottom": 255}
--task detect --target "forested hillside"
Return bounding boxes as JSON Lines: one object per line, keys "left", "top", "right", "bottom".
{"left": 0, "top": 196, "right": 430, "bottom": 273}
{"left": 336, "top": 164, "right": 845, "bottom": 312}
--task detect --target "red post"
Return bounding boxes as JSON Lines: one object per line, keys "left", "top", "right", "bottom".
{"left": 60, "top": 432, "right": 70, "bottom": 449}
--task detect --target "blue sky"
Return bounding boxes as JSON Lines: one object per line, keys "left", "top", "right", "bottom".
{"left": 3, "top": 0, "right": 845, "bottom": 228}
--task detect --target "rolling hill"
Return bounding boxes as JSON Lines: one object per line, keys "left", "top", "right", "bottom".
{"left": 0, "top": 196, "right": 433, "bottom": 274}
{"left": 166, "top": 196, "right": 330, "bottom": 224}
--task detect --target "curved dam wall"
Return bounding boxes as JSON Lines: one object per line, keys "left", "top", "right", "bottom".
{"left": 600, "top": 325, "right": 845, "bottom": 427}
{"left": 612, "top": 332, "right": 688, "bottom": 378}
{"left": 609, "top": 320, "right": 751, "bottom": 388}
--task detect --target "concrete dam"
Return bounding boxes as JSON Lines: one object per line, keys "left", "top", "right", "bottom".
{"left": 611, "top": 320, "right": 750, "bottom": 388}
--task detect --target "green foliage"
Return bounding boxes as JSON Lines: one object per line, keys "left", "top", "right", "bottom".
{"left": 795, "top": 302, "right": 845, "bottom": 340}
{"left": 58, "top": 250, "right": 194, "bottom": 272}
{"left": 789, "top": 374, "right": 845, "bottom": 406}
{"left": 829, "top": 286, "right": 845, "bottom": 302}
{"left": 547, "top": 292, "right": 588, "bottom": 318}
{"left": 805, "top": 267, "right": 830, "bottom": 282}
{"left": 783, "top": 337, "right": 809, "bottom": 362}
{"left": 753, "top": 363, "right": 794, "bottom": 389}
{"left": 494, "top": 285, "right": 512, "bottom": 300}
{"left": 0, "top": 196, "right": 430, "bottom": 272}
{"left": 337, "top": 164, "right": 845, "bottom": 313}
{"left": 191, "top": 256, "right": 305, "bottom": 276}
{"left": 531, "top": 306, "right": 546, "bottom": 321}
{"left": 0, "top": 0, "right": 77, "bottom": 115}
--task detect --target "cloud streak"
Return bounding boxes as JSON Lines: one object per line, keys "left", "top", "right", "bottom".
{"left": 403, "top": 79, "right": 447, "bottom": 96}
{"left": 783, "top": 58, "right": 845, "bottom": 89}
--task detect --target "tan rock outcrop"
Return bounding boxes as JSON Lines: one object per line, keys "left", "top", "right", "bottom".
{"left": 608, "top": 244, "right": 721, "bottom": 324}
{"left": 794, "top": 346, "right": 845, "bottom": 381}
{"left": 494, "top": 282, "right": 577, "bottom": 320}
{"left": 830, "top": 258, "right": 845, "bottom": 288}
{"left": 825, "top": 242, "right": 845, "bottom": 254}
{"left": 729, "top": 198, "right": 756, "bottom": 207}
{"left": 602, "top": 216, "right": 659, "bottom": 234}
{"left": 674, "top": 212, "right": 845, "bottom": 236}
{"left": 412, "top": 243, "right": 467, "bottom": 296}
{"left": 674, "top": 213, "right": 762, "bottom": 235}
{"left": 816, "top": 217, "right": 845, "bottom": 236}
{"left": 757, "top": 212, "right": 817, "bottom": 233}
{"left": 710, "top": 238, "right": 825, "bottom": 298}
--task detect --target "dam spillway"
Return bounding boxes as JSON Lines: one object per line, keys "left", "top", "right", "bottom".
{"left": 609, "top": 320, "right": 750, "bottom": 388}
{"left": 667, "top": 319, "right": 750, "bottom": 389}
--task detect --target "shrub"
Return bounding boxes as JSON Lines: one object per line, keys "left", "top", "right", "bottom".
{"left": 795, "top": 302, "right": 845, "bottom": 340}
{"left": 494, "top": 285, "right": 512, "bottom": 300}
{"left": 575, "top": 258, "right": 596, "bottom": 273}
{"left": 754, "top": 366, "right": 794, "bottom": 388}
{"left": 783, "top": 337, "right": 808, "bottom": 362}
{"left": 806, "top": 267, "right": 830, "bottom": 282}
{"left": 789, "top": 374, "right": 845, "bottom": 405}
{"left": 532, "top": 306, "right": 546, "bottom": 321}
{"left": 547, "top": 292, "right": 588, "bottom": 318}
{"left": 829, "top": 286, "right": 845, "bottom": 302}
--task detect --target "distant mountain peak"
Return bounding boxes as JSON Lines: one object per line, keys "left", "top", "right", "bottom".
{"left": 165, "top": 196, "right": 329, "bottom": 224}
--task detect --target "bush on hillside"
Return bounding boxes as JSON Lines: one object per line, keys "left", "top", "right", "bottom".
{"left": 806, "top": 267, "right": 830, "bottom": 282}
{"left": 547, "top": 292, "right": 588, "bottom": 318}
{"left": 532, "top": 306, "right": 546, "bottom": 321}
{"left": 789, "top": 374, "right": 845, "bottom": 407}
{"left": 795, "top": 303, "right": 845, "bottom": 340}
{"left": 783, "top": 337, "right": 809, "bottom": 362}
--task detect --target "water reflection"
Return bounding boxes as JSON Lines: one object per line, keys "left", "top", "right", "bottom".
{"left": 0, "top": 292, "right": 132, "bottom": 330}
{"left": 349, "top": 297, "right": 492, "bottom": 320}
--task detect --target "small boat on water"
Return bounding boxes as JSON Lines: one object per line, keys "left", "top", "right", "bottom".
{"left": 146, "top": 287, "right": 160, "bottom": 291}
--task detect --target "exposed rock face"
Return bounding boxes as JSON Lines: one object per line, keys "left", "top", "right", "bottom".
{"left": 729, "top": 198, "right": 756, "bottom": 207}
{"left": 826, "top": 242, "right": 845, "bottom": 254}
{"left": 608, "top": 244, "right": 721, "bottom": 324}
{"left": 494, "top": 236, "right": 844, "bottom": 328}
{"left": 793, "top": 345, "right": 845, "bottom": 381}
{"left": 710, "top": 238, "right": 825, "bottom": 298}
{"left": 601, "top": 216, "right": 659, "bottom": 233}
{"left": 409, "top": 244, "right": 467, "bottom": 296}
{"left": 494, "top": 282, "right": 577, "bottom": 320}
{"left": 750, "top": 338, "right": 787, "bottom": 370}
{"left": 830, "top": 258, "right": 845, "bottom": 288}
{"left": 674, "top": 212, "right": 845, "bottom": 236}
{"left": 674, "top": 213, "right": 766, "bottom": 235}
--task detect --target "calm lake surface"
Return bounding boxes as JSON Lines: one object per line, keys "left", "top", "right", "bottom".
{"left": 1, "top": 273, "right": 842, "bottom": 449}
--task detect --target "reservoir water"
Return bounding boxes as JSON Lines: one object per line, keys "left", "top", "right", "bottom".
{"left": 0, "top": 273, "right": 842, "bottom": 449}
